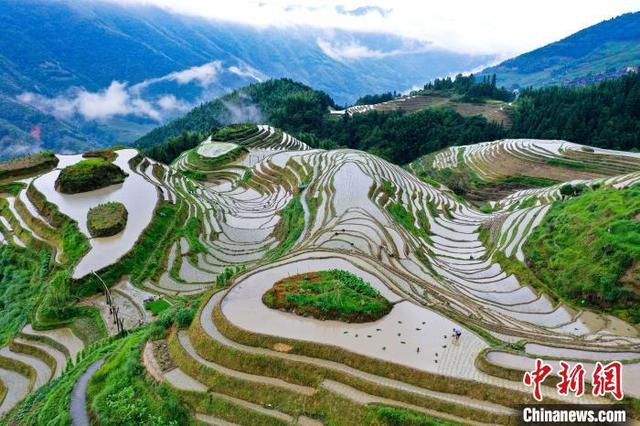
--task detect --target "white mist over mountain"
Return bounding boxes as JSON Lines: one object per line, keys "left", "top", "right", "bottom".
{"left": 112, "top": 0, "right": 640, "bottom": 57}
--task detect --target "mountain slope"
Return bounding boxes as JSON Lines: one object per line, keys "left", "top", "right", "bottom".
{"left": 135, "top": 79, "right": 334, "bottom": 151}
{"left": 2, "top": 128, "right": 640, "bottom": 423}
{"left": 481, "top": 12, "right": 640, "bottom": 88}
{"left": 0, "top": 0, "right": 493, "bottom": 156}
{"left": 136, "top": 78, "right": 507, "bottom": 165}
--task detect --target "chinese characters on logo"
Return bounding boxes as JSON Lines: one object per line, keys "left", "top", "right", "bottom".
{"left": 523, "top": 359, "right": 623, "bottom": 401}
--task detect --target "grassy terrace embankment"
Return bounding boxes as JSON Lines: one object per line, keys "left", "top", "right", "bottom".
{"left": 524, "top": 184, "right": 640, "bottom": 322}
{"left": 263, "top": 270, "right": 392, "bottom": 323}
{"left": 0, "top": 152, "right": 58, "bottom": 182}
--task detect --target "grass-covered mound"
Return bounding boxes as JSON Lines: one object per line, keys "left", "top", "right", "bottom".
{"left": 524, "top": 185, "right": 640, "bottom": 322}
{"left": 87, "top": 202, "right": 128, "bottom": 237}
{"left": 263, "top": 269, "right": 392, "bottom": 322}
{"left": 182, "top": 138, "right": 247, "bottom": 172}
{"left": 55, "top": 158, "right": 127, "bottom": 194}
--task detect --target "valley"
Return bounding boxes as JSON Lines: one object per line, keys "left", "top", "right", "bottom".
{"left": 0, "top": 123, "right": 638, "bottom": 424}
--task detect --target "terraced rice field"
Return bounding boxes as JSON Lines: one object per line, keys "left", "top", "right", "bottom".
{"left": 0, "top": 126, "right": 639, "bottom": 424}
{"left": 197, "top": 142, "right": 241, "bottom": 158}
{"left": 331, "top": 95, "right": 511, "bottom": 126}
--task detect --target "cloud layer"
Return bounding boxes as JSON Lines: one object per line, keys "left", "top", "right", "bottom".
{"left": 111, "top": 0, "right": 640, "bottom": 57}
{"left": 131, "top": 61, "right": 225, "bottom": 93}
{"left": 17, "top": 61, "right": 262, "bottom": 122}
{"left": 18, "top": 81, "right": 170, "bottom": 122}
{"left": 316, "top": 38, "right": 431, "bottom": 61}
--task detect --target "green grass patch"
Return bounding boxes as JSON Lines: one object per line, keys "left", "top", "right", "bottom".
{"left": 544, "top": 157, "right": 594, "bottom": 171}
{"left": 0, "top": 246, "right": 47, "bottom": 345}
{"left": 241, "top": 170, "right": 253, "bottom": 183}
{"left": 215, "top": 265, "right": 246, "bottom": 289}
{"left": 478, "top": 202, "right": 499, "bottom": 214}
{"left": 68, "top": 306, "right": 108, "bottom": 344}
{"left": 61, "top": 222, "right": 90, "bottom": 265}
{"left": 55, "top": 158, "right": 128, "bottom": 194}
{"left": 145, "top": 299, "right": 171, "bottom": 316}
{"left": 212, "top": 124, "right": 257, "bottom": 141}
{"left": 493, "top": 175, "right": 561, "bottom": 188}
{"left": 524, "top": 185, "right": 640, "bottom": 322}
{"left": 36, "top": 270, "right": 78, "bottom": 324}
{"left": 87, "top": 202, "right": 128, "bottom": 238}
{"left": 417, "top": 174, "right": 441, "bottom": 188}
{"left": 517, "top": 197, "right": 537, "bottom": 210}
{"left": 382, "top": 179, "right": 395, "bottom": 197}
{"left": 386, "top": 202, "right": 431, "bottom": 242}
{"left": 264, "top": 193, "right": 305, "bottom": 261}
{"left": 0, "top": 181, "right": 26, "bottom": 195}
{"left": 88, "top": 322, "right": 189, "bottom": 425}
{"left": 263, "top": 269, "right": 392, "bottom": 322}
{"left": 180, "top": 216, "right": 207, "bottom": 254}
{"left": 367, "top": 405, "right": 461, "bottom": 426}
{"left": 179, "top": 169, "right": 206, "bottom": 180}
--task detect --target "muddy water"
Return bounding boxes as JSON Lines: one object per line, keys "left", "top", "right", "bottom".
{"left": 222, "top": 256, "right": 488, "bottom": 376}
{"left": 331, "top": 160, "right": 386, "bottom": 225}
{"left": 34, "top": 149, "right": 158, "bottom": 278}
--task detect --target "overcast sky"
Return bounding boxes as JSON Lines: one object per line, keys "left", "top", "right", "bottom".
{"left": 112, "top": 0, "right": 640, "bottom": 58}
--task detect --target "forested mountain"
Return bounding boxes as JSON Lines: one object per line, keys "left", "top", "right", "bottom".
{"left": 510, "top": 72, "right": 640, "bottom": 151}
{"left": 138, "top": 78, "right": 506, "bottom": 165}
{"left": 0, "top": 0, "right": 492, "bottom": 157}
{"left": 137, "top": 79, "right": 333, "bottom": 148}
{"left": 481, "top": 12, "right": 640, "bottom": 88}
{"left": 140, "top": 73, "right": 640, "bottom": 165}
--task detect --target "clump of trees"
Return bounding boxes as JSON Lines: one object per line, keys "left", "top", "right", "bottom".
{"left": 417, "top": 73, "right": 514, "bottom": 102}
{"left": 317, "top": 108, "right": 506, "bottom": 164}
{"left": 355, "top": 92, "right": 395, "bottom": 105}
{"left": 144, "top": 131, "right": 204, "bottom": 164}
{"left": 510, "top": 73, "right": 640, "bottom": 151}
{"left": 559, "top": 183, "right": 588, "bottom": 198}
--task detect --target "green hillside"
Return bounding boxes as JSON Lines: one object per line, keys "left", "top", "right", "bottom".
{"left": 139, "top": 72, "right": 640, "bottom": 167}
{"left": 524, "top": 185, "right": 640, "bottom": 322}
{"left": 482, "top": 12, "right": 640, "bottom": 88}
{"left": 137, "top": 78, "right": 506, "bottom": 165}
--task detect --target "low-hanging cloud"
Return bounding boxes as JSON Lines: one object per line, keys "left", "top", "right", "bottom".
{"left": 220, "top": 95, "right": 264, "bottom": 125}
{"left": 17, "top": 60, "right": 263, "bottom": 123}
{"left": 156, "top": 94, "right": 191, "bottom": 113}
{"left": 316, "top": 38, "right": 431, "bottom": 62}
{"left": 228, "top": 64, "right": 267, "bottom": 82}
{"left": 131, "top": 61, "right": 224, "bottom": 93}
{"left": 17, "top": 81, "right": 168, "bottom": 122}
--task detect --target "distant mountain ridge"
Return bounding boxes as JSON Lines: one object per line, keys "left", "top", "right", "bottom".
{"left": 481, "top": 12, "right": 640, "bottom": 88}
{"left": 0, "top": 0, "right": 492, "bottom": 157}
